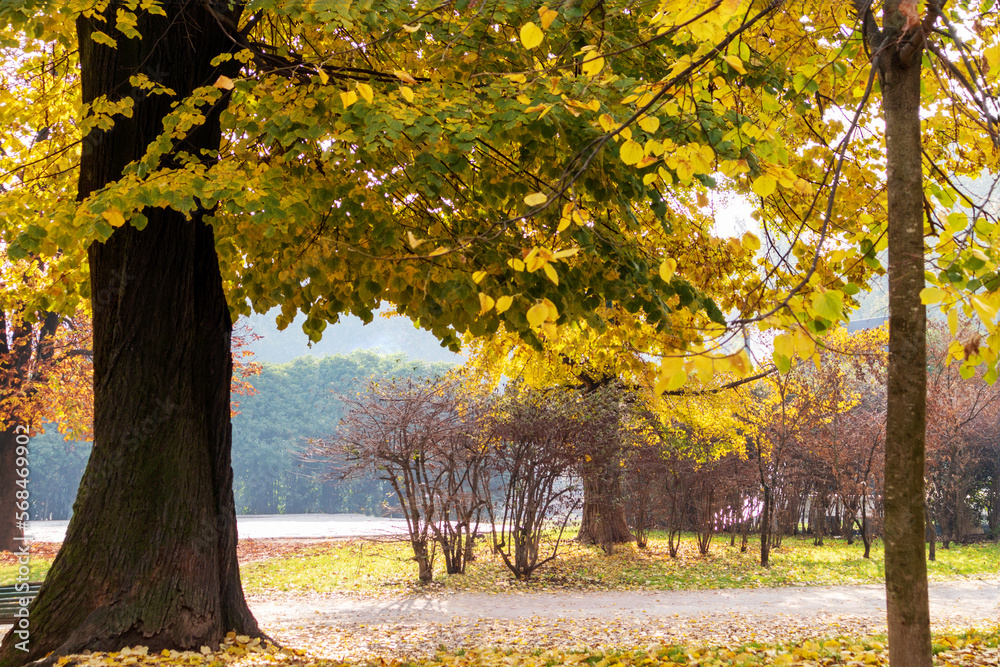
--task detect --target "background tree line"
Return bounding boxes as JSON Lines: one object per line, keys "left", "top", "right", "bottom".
{"left": 26, "top": 349, "right": 450, "bottom": 520}
{"left": 309, "top": 324, "right": 999, "bottom": 584}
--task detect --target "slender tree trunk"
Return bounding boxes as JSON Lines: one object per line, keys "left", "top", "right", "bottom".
{"left": 0, "top": 314, "right": 36, "bottom": 552}
{"left": 879, "top": 8, "right": 933, "bottom": 663}
{"left": 989, "top": 460, "right": 1000, "bottom": 540}
{"left": 0, "top": 311, "right": 16, "bottom": 553}
{"left": 0, "top": 6, "right": 261, "bottom": 665}
{"left": 860, "top": 491, "right": 872, "bottom": 559}
{"left": 925, "top": 506, "right": 936, "bottom": 562}
{"left": 0, "top": 428, "right": 26, "bottom": 553}
{"left": 760, "top": 484, "right": 772, "bottom": 567}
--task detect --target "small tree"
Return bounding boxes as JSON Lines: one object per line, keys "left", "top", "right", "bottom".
{"left": 308, "top": 376, "right": 486, "bottom": 582}
{"left": 624, "top": 437, "right": 669, "bottom": 550}
{"left": 486, "top": 385, "right": 582, "bottom": 579}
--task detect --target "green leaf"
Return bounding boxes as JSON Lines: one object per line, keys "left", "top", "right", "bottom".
{"left": 95, "top": 220, "right": 114, "bottom": 241}
{"left": 774, "top": 353, "right": 791, "bottom": 374}
{"left": 91, "top": 31, "right": 117, "bottom": 48}
{"left": 812, "top": 290, "right": 843, "bottom": 321}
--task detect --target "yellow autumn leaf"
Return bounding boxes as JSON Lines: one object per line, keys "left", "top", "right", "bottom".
{"left": 428, "top": 246, "right": 449, "bottom": 257}
{"left": 637, "top": 116, "right": 659, "bottom": 133}
{"left": 538, "top": 5, "right": 558, "bottom": 29}
{"left": 948, "top": 307, "right": 958, "bottom": 336}
{"left": 524, "top": 192, "right": 548, "bottom": 207}
{"left": 538, "top": 298, "right": 558, "bottom": 322}
{"left": 723, "top": 54, "right": 746, "bottom": 74}
{"left": 543, "top": 263, "right": 558, "bottom": 285}
{"left": 654, "top": 356, "right": 687, "bottom": 393}
{"left": 317, "top": 69, "right": 329, "bottom": 85}
{"left": 213, "top": 75, "right": 235, "bottom": 90}
{"left": 406, "top": 231, "right": 423, "bottom": 249}
{"left": 394, "top": 70, "right": 417, "bottom": 84}
{"left": 985, "top": 42, "right": 1000, "bottom": 80}
{"left": 478, "top": 293, "right": 495, "bottom": 314}
{"left": 399, "top": 86, "right": 414, "bottom": 103}
{"left": 102, "top": 208, "right": 125, "bottom": 226}
{"left": 598, "top": 114, "right": 616, "bottom": 132}
{"left": 919, "top": 287, "right": 946, "bottom": 304}
{"left": 582, "top": 53, "right": 605, "bottom": 76}
{"left": 742, "top": 232, "right": 761, "bottom": 251}
{"left": 726, "top": 350, "right": 751, "bottom": 377}
{"left": 520, "top": 22, "right": 544, "bottom": 49}
{"left": 357, "top": 82, "right": 374, "bottom": 104}
{"left": 793, "top": 327, "right": 816, "bottom": 357}
{"left": 526, "top": 303, "right": 549, "bottom": 327}
{"left": 691, "top": 354, "right": 713, "bottom": 384}
{"left": 495, "top": 295, "right": 513, "bottom": 313}
{"left": 752, "top": 174, "right": 776, "bottom": 197}
{"left": 619, "top": 140, "right": 644, "bottom": 165}
{"left": 659, "top": 258, "right": 677, "bottom": 282}
{"left": 773, "top": 333, "right": 794, "bottom": 359}
{"left": 472, "top": 270, "right": 488, "bottom": 284}
{"left": 971, "top": 296, "right": 997, "bottom": 323}
{"left": 340, "top": 90, "right": 358, "bottom": 108}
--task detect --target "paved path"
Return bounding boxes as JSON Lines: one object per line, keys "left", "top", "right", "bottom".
{"left": 251, "top": 577, "right": 1000, "bottom": 626}
{"left": 248, "top": 579, "right": 1000, "bottom": 659}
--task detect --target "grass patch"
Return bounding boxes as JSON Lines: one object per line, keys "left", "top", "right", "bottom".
{"left": 240, "top": 529, "right": 1000, "bottom": 596}
{"left": 6, "top": 530, "right": 996, "bottom": 593}
{"left": 0, "top": 560, "right": 52, "bottom": 586}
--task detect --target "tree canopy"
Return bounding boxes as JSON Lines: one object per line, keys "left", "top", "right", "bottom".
{"left": 2, "top": 0, "right": 1000, "bottom": 663}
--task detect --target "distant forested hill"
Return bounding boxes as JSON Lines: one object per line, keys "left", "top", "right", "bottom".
{"left": 29, "top": 350, "right": 451, "bottom": 520}
{"left": 230, "top": 350, "right": 452, "bottom": 514}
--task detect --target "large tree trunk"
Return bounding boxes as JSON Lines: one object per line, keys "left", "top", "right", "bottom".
{"left": 879, "top": 10, "right": 933, "bottom": 665}
{"left": 0, "top": 5, "right": 260, "bottom": 665}
{"left": 576, "top": 458, "right": 633, "bottom": 546}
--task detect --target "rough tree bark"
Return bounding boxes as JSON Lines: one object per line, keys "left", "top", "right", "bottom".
{"left": 576, "top": 458, "right": 634, "bottom": 546}
{"left": 878, "top": 2, "right": 933, "bottom": 663}
{"left": 0, "top": 5, "right": 263, "bottom": 665}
